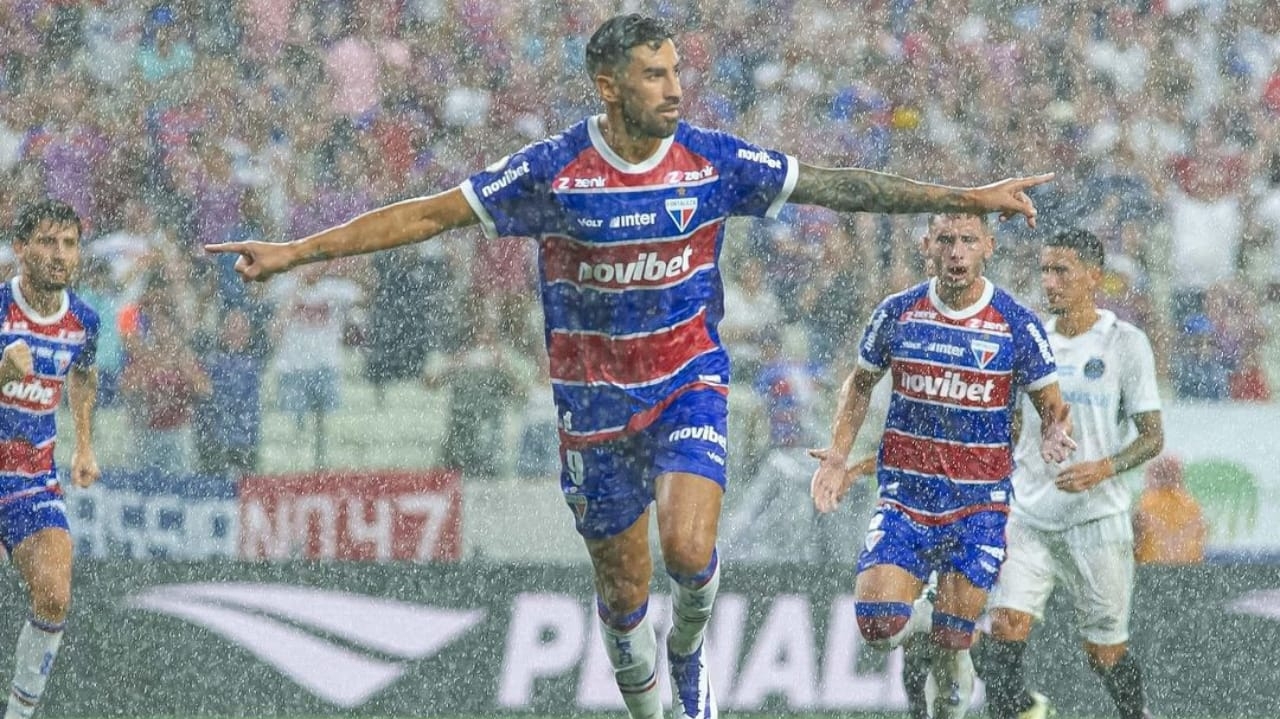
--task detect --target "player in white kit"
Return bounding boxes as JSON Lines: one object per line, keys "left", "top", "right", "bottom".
{"left": 976, "top": 230, "right": 1164, "bottom": 719}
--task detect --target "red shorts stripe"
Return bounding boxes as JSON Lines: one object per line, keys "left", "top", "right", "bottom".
{"left": 881, "top": 499, "right": 1009, "bottom": 527}
{"left": 880, "top": 431, "right": 1011, "bottom": 482}
{"left": 558, "top": 382, "right": 729, "bottom": 449}
{"left": 548, "top": 311, "right": 717, "bottom": 386}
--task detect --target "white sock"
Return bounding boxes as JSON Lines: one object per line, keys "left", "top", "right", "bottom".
{"left": 6, "top": 617, "right": 63, "bottom": 719}
{"left": 599, "top": 600, "right": 662, "bottom": 719}
{"left": 667, "top": 550, "right": 720, "bottom": 657}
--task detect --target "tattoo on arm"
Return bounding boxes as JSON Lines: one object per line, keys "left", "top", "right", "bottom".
{"left": 790, "top": 163, "right": 978, "bottom": 214}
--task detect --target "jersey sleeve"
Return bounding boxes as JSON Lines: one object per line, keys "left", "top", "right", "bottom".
{"left": 689, "top": 128, "right": 798, "bottom": 219}
{"left": 1119, "top": 327, "right": 1162, "bottom": 416}
{"left": 856, "top": 297, "right": 898, "bottom": 372}
{"left": 459, "top": 138, "right": 561, "bottom": 239}
{"left": 73, "top": 305, "right": 100, "bottom": 370}
{"left": 1011, "top": 310, "right": 1057, "bottom": 391}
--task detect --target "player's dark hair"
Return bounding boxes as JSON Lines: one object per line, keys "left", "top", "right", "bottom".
{"left": 927, "top": 213, "right": 991, "bottom": 231}
{"left": 13, "top": 199, "right": 81, "bottom": 244}
{"left": 585, "top": 14, "right": 673, "bottom": 78}
{"left": 1047, "top": 228, "right": 1105, "bottom": 268}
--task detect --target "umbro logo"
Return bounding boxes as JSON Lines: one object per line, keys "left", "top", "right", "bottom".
{"left": 127, "top": 583, "right": 485, "bottom": 707}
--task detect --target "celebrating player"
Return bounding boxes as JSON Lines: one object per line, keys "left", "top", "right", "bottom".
{"left": 809, "top": 213, "right": 1075, "bottom": 719}
{"left": 208, "top": 15, "right": 1052, "bottom": 719}
{"left": 0, "top": 200, "right": 101, "bottom": 719}
{"left": 976, "top": 229, "right": 1163, "bottom": 719}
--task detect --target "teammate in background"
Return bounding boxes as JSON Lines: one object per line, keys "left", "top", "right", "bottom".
{"left": 208, "top": 15, "right": 1052, "bottom": 719}
{"left": 0, "top": 200, "right": 101, "bottom": 719}
{"left": 977, "top": 229, "right": 1163, "bottom": 719}
{"left": 809, "top": 213, "right": 1076, "bottom": 719}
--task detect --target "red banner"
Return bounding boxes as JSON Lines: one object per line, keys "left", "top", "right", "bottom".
{"left": 238, "top": 470, "right": 462, "bottom": 562}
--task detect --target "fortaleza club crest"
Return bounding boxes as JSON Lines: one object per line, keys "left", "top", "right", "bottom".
{"left": 665, "top": 197, "right": 697, "bottom": 233}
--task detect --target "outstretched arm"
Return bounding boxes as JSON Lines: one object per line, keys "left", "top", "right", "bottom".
{"left": 1026, "top": 383, "right": 1077, "bottom": 464}
{"left": 206, "top": 188, "right": 479, "bottom": 281}
{"left": 789, "top": 163, "right": 1053, "bottom": 227}
{"left": 809, "top": 366, "right": 884, "bottom": 513}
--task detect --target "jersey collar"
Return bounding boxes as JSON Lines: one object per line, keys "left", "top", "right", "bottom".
{"left": 587, "top": 115, "right": 675, "bottom": 174}
{"left": 10, "top": 276, "right": 69, "bottom": 325}
{"left": 927, "top": 277, "right": 994, "bottom": 320}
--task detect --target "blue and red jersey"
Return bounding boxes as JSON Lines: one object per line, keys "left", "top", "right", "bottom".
{"left": 461, "top": 116, "right": 796, "bottom": 447}
{"left": 0, "top": 277, "right": 99, "bottom": 498}
{"left": 858, "top": 278, "right": 1057, "bottom": 525}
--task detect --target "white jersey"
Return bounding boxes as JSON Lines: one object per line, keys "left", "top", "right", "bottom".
{"left": 1011, "top": 310, "right": 1161, "bottom": 531}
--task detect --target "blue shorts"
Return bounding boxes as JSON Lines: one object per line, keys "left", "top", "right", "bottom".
{"left": 856, "top": 505, "right": 1009, "bottom": 591}
{"left": 560, "top": 390, "right": 728, "bottom": 540}
{"left": 0, "top": 487, "right": 69, "bottom": 554}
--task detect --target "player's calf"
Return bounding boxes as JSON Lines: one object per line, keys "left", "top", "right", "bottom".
{"left": 1088, "top": 649, "right": 1147, "bottom": 719}
{"left": 972, "top": 635, "right": 1037, "bottom": 719}
{"left": 667, "top": 550, "right": 720, "bottom": 719}
{"left": 597, "top": 599, "right": 663, "bottom": 719}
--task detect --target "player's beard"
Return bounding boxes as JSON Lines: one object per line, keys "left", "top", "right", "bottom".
{"left": 28, "top": 263, "right": 72, "bottom": 292}
{"left": 620, "top": 96, "right": 679, "bottom": 139}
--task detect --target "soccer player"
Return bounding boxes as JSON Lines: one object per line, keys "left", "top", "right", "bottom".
{"left": 0, "top": 200, "right": 101, "bottom": 719}
{"left": 208, "top": 15, "right": 1052, "bottom": 719}
{"left": 976, "top": 229, "right": 1163, "bottom": 719}
{"left": 809, "top": 213, "right": 1076, "bottom": 719}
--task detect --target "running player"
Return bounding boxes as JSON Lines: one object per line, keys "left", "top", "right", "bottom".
{"left": 0, "top": 200, "right": 101, "bottom": 719}
{"left": 208, "top": 15, "right": 1052, "bottom": 719}
{"left": 976, "top": 229, "right": 1163, "bottom": 719}
{"left": 809, "top": 213, "right": 1076, "bottom": 719}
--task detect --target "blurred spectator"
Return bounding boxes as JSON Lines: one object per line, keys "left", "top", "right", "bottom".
{"left": 423, "top": 304, "right": 533, "bottom": 479}
{"left": 719, "top": 255, "right": 782, "bottom": 384}
{"left": 1203, "top": 281, "right": 1272, "bottom": 401}
{"left": 119, "top": 305, "right": 211, "bottom": 474}
{"left": 1133, "top": 455, "right": 1207, "bottom": 565}
{"left": 1172, "top": 313, "right": 1233, "bottom": 401}
{"left": 271, "top": 264, "right": 361, "bottom": 468}
{"left": 364, "top": 245, "right": 455, "bottom": 397}
{"left": 74, "top": 257, "right": 125, "bottom": 408}
{"left": 193, "top": 299, "right": 273, "bottom": 476}
{"left": 722, "top": 328, "right": 861, "bottom": 562}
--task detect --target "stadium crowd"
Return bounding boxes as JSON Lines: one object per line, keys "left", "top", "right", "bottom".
{"left": 0, "top": 0, "right": 1276, "bottom": 479}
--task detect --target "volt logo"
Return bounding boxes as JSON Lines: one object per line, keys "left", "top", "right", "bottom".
{"left": 127, "top": 583, "right": 485, "bottom": 707}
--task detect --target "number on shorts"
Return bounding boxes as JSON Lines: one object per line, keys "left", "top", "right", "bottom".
{"left": 566, "top": 450, "right": 585, "bottom": 486}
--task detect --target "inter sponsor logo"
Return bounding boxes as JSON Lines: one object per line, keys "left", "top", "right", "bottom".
{"left": 480, "top": 160, "right": 531, "bottom": 198}
{"left": 736, "top": 148, "right": 782, "bottom": 169}
{"left": 609, "top": 212, "right": 657, "bottom": 229}
{"left": 577, "top": 247, "right": 693, "bottom": 285}
{"left": 898, "top": 370, "right": 995, "bottom": 403}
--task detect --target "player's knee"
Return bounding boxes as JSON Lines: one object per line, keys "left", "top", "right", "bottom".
{"left": 595, "top": 574, "right": 650, "bottom": 622}
{"left": 1084, "top": 642, "right": 1128, "bottom": 671}
{"left": 989, "top": 608, "right": 1033, "bottom": 642}
{"left": 930, "top": 612, "right": 976, "bottom": 650}
{"left": 659, "top": 534, "right": 715, "bottom": 580}
{"left": 30, "top": 584, "right": 71, "bottom": 624}
{"left": 855, "top": 602, "right": 911, "bottom": 647}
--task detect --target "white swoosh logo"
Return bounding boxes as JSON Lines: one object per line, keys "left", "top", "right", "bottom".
{"left": 127, "top": 583, "right": 485, "bottom": 707}
{"left": 1226, "top": 588, "right": 1280, "bottom": 621}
